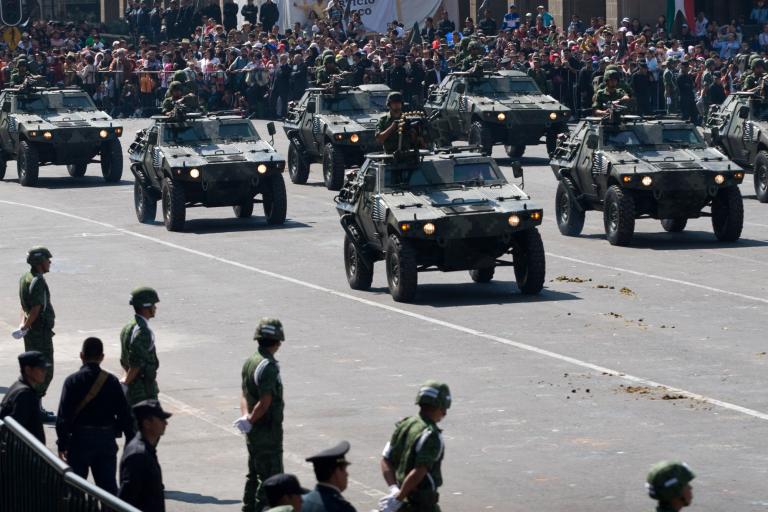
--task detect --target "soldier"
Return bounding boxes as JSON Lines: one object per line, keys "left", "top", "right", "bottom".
{"left": 742, "top": 59, "right": 765, "bottom": 92}
{"left": 161, "top": 81, "right": 199, "bottom": 114}
{"left": 646, "top": 461, "right": 695, "bottom": 511}
{"left": 316, "top": 55, "right": 339, "bottom": 86}
{"left": 376, "top": 92, "right": 423, "bottom": 154}
{"left": 263, "top": 474, "right": 308, "bottom": 512}
{"left": 378, "top": 381, "right": 451, "bottom": 512}
{"left": 592, "top": 70, "right": 631, "bottom": 117}
{"left": 663, "top": 58, "right": 679, "bottom": 114}
{"left": 120, "top": 287, "right": 161, "bottom": 406}
{"left": 0, "top": 351, "right": 49, "bottom": 443}
{"left": 677, "top": 60, "right": 699, "bottom": 125}
{"left": 303, "top": 441, "right": 357, "bottom": 512}
{"left": 234, "top": 318, "right": 286, "bottom": 512}
{"left": 387, "top": 55, "right": 407, "bottom": 95}
{"left": 459, "top": 41, "right": 484, "bottom": 71}
{"left": 10, "top": 58, "right": 30, "bottom": 86}
{"left": 699, "top": 58, "right": 717, "bottom": 113}
{"left": 18, "top": 246, "right": 56, "bottom": 422}
{"left": 527, "top": 58, "right": 548, "bottom": 93}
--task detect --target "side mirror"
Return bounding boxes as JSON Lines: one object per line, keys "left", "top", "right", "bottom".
{"left": 738, "top": 105, "right": 750, "bottom": 119}
{"left": 511, "top": 161, "right": 524, "bottom": 179}
{"left": 455, "top": 83, "right": 465, "bottom": 94}
{"left": 586, "top": 134, "right": 598, "bottom": 150}
{"left": 1, "top": 103, "right": 9, "bottom": 113}
{"left": 306, "top": 102, "right": 316, "bottom": 114}
{"left": 267, "top": 121, "right": 276, "bottom": 136}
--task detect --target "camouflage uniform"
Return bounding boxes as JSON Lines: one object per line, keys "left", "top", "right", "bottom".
{"left": 19, "top": 247, "right": 55, "bottom": 397}
{"left": 377, "top": 112, "right": 420, "bottom": 154}
{"left": 662, "top": 61, "right": 678, "bottom": 114}
{"left": 527, "top": 66, "right": 548, "bottom": 93}
{"left": 10, "top": 67, "right": 29, "bottom": 86}
{"left": 316, "top": 56, "right": 339, "bottom": 86}
{"left": 592, "top": 86, "right": 630, "bottom": 111}
{"left": 119, "top": 287, "right": 160, "bottom": 406}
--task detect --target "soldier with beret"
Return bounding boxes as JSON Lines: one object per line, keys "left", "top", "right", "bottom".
{"left": 646, "top": 461, "right": 695, "bottom": 511}
{"left": 235, "top": 318, "right": 286, "bottom": 512}
{"left": 0, "top": 351, "right": 50, "bottom": 442}
{"left": 120, "top": 287, "right": 161, "bottom": 406}
{"left": 303, "top": 441, "right": 357, "bottom": 512}
{"left": 263, "top": 473, "right": 308, "bottom": 512}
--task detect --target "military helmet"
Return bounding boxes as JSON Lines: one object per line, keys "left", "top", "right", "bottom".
{"left": 173, "top": 70, "right": 188, "bottom": 83}
{"left": 129, "top": 287, "right": 160, "bottom": 307}
{"left": 705, "top": 58, "right": 716, "bottom": 68}
{"left": 254, "top": 317, "right": 285, "bottom": 342}
{"left": 322, "top": 49, "right": 334, "bottom": 59}
{"left": 605, "top": 64, "right": 619, "bottom": 72}
{"left": 26, "top": 246, "right": 52, "bottom": 266}
{"left": 323, "top": 55, "right": 334, "bottom": 65}
{"left": 415, "top": 380, "right": 452, "bottom": 410}
{"left": 753, "top": 59, "right": 765, "bottom": 70}
{"left": 646, "top": 461, "right": 695, "bottom": 501}
{"left": 604, "top": 69, "right": 620, "bottom": 80}
{"left": 386, "top": 91, "right": 403, "bottom": 105}
{"left": 460, "top": 37, "right": 471, "bottom": 50}
{"left": 169, "top": 80, "right": 183, "bottom": 92}
{"left": 469, "top": 40, "right": 482, "bottom": 51}
{"left": 16, "top": 57, "right": 27, "bottom": 65}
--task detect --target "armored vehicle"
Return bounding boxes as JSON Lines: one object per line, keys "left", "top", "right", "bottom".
{"left": 550, "top": 111, "right": 745, "bottom": 246}
{"left": 128, "top": 109, "right": 286, "bottom": 232}
{"left": 0, "top": 83, "right": 123, "bottom": 186}
{"left": 423, "top": 69, "right": 570, "bottom": 158}
{"left": 283, "top": 82, "right": 391, "bottom": 190}
{"left": 704, "top": 91, "right": 768, "bottom": 202}
{"left": 335, "top": 147, "right": 545, "bottom": 303}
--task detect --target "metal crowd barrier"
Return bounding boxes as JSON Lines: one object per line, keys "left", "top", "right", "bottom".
{"left": 0, "top": 417, "right": 140, "bottom": 512}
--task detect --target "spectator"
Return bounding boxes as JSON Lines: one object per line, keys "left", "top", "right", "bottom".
{"left": 752, "top": 0, "right": 768, "bottom": 25}
{"left": 694, "top": 12, "right": 709, "bottom": 41}
{"left": 260, "top": 0, "right": 280, "bottom": 33}
{"left": 201, "top": 0, "right": 222, "bottom": 24}
{"left": 502, "top": 5, "right": 520, "bottom": 32}
{"left": 714, "top": 32, "right": 740, "bottom": 59}
{"left": 537, "top": 5, "right": 554, "bottom": 27}
{"left": 422, "top": 17, "right": 436, "bottom": 42}
{"left": 242, "top": 0, "right": 258, "bottom": 25}
{"left": 478, "top": 10, "right": 497, "bottom": 36}
{"left": 223, "top": 0, "right": 239, "bottom": 32}
{"left": 438, "top": 10, "right": 455, "bottom": 35}
{"left": 759, "top": 24, "right": 768, "bottom": 51}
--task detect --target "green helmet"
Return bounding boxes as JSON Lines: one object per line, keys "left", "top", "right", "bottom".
{"left": 173, "top": 70, "right": 188, "bottom": 83}
{"left": 323, "top": 55, "right": 334, "bottom": 65}
{"left": 386, "top": 91, "right": 403, "bottom": 105}
{"left": 605, "top": 64, "right": 619, "bottom": 72}
{"left": 646, "top": 461, "right": 695, "bottom": 501}
{"left": 460, "top": 37, "right": 471, "bottom": 50}
{"left": 322, "top": 49, "right": 334, "bottom": 60}
{"left": 169, "top": 80, "right": 183, "bottom": 92}
{"left": 604, "top": 69, "right": 620, "bottom": 80}
{"left": 129, "top": 287, "right": 160, "bottom": 307}
{"left": 415, "top": 380, "right": 452, "bottom": 410}
{"left": 254, "top": 317, "right": 285, "bottom": 342}
{"left": 26, "top": 246, "right": 52, "bottom": 266}
{"left": 753, "top": 59, "right": 765, "bottom": 70}
{"left": 705, "top": 58, "right": 716, "bottom": 68}
{"left": 469, "top": 40, "right": 482, "bottom": 51}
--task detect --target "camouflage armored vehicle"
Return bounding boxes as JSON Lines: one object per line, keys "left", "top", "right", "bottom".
{"left": 423, "top": 69, "right": 570, "bottom": 157}
{"left": 128, "top": 109, "right": 286, "bottom": 232}
{"left": 704, "top": 91, "right": 768, "bottom": 202}
{"left": 550, "top": 110, "right": 745, "bottom": 246}
{"left": 283, "top": 82, "right": 391, "bottom": 190}
{"left": 335, "top": 146, "right": 545, "bottom": 303}
{"left": 0, "top": 82, "right": 123, "bottom": 186}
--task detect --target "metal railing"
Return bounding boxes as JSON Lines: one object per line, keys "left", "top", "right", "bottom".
{"left": 0, "top": 417, "right": 141, "bottom": 512}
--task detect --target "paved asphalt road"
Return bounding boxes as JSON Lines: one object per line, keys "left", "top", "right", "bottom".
{"left": 1, "top": 119, "right": 767, "bottom": 512}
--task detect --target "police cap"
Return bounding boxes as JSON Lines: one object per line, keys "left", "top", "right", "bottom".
{"left": 263, "top": 474, "right": 309, "bottom": 506}
{"left": 415, "top": 380, "right": 452, "bottom": 409}
{"left": 646, "top": 461, "right": 695, "bottom": 501}
{"left": 18, "top": 351, "right": 51, "bottom": 370}
{"left": 305, "top": 440, "right": 351, "bottom": 470}
{"left": 254, "top": 317, "right": 285, "bottom": 342}
{"left": 129, "top": 286, "right": 160, "bottom": 307}
{"left": 26, "top": 246, "right": 52, "bottom": 265}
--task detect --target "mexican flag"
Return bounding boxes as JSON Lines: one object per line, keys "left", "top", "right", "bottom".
{"left": 667, "top": 0, "right": 695, "bottom": 30}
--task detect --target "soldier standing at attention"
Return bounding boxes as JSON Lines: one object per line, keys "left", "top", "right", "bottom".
{"left": 0, "top": 351, "right": 50, "bottom": 442}
{"left": 234, "top": 318, "right": 286, "bottom": 512}
{"left": 646, "top": 461, "right": 695, "bottom": 511}
{"left": 378, "top": 381, "right": 451, "bottom": 512}
{"left": 18, "top": 246, "right": 56, "bottom": 422}
{"left": 120, "top": 287, "right": 161, "bottom": 405}
{"left": 303, "top": 441, "right": 357, "bottom": 512}
{"left": 677, "top": 60, "right": 699, "bottom": 125}
{"left": 592, "top": 69, "right": 631, "bottom": 117}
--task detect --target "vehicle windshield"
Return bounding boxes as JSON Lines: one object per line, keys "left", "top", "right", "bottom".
{"left": 384, "top": 161, "right": 503, "bottom": 190}
{"left": 163, "top": 122, "right": 212, "bottom": 143}
{"left": 218, "top": 122, "right": 257, "bottom": 140}
{"left": 320, "top": 92, "right": 383, "bottom": 113}
{"left": 602, "top": 124, "right": 704, "bottom": 148}
{"left": 61, "top": 94, "right": 96, "bottom": 110}
{"left": 16, "top": 96, "right": 48, "bottom": 112}
{"left": 466, "top": 77, "right": 541, "bottom": 95}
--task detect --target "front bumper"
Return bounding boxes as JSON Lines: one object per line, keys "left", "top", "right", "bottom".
{"left": 174, "top": 161, "right": 285, "bottom": 206}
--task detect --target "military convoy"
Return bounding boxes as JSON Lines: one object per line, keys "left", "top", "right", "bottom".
{"left": 423, "top": 69, "right": 570, "bottom": 158}
{"left": 0, "top": 83, "right": 123, "bottom": 186}
{"left": 128, "top": 108, "right": 286, "bottom": 232}
{"left": 283, "top": 83, "right": 391, "bottom": 190}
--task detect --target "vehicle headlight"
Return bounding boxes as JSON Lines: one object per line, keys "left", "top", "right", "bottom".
{"left": 714, "top": 174, "right": 725, "bottom": 185}
{"left": 641, "top": 176, "right": 653, "bottom": 187}
{"left": 735, "top": 172, "right": 744, "bottom": 179}
{"left": 257, "top": 164, "right": 268, "bottom": 174}
{"left": 508, "top": 215, "right": 521, "bottom": 227}
{"left": 423, "top": 222, "right": 436, "bottom": 235}
{"left": 496, "top": 112, "right": 506, "bottom": 122}
{"left": 189, "top": 168, "right": 200, "bottom": 179}
{"left": 350, "top": 133, "right": 359, "bottom": 143}
{"left": 334, "top": 134, "right": 343, "bottom": 141}
{"left": 99, "top": 129, "right": 108, "bottom": 138}
{"left": 43, "top": 131, "right": 52, "bottom": 140}
{"left": 622, "top": 175, "right": 632, "bottom": 183}
{"left": 549, "top": 112, "right": 558, "bottom": 120}
{"left": 29, "top": 131, "right": 37, "bottom": 137}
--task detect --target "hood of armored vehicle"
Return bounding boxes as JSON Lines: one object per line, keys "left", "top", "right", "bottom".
{"left": 604, "top": 146, "right": 736, "bottom": 172}
{"left": 14, "top": 110, "right": 116, "bottom": 129}
{"left": 468, "top": 93, "right": 566, "bottom": 111}
{"left": 319, "top": 112, "right": 379, "bottom": 133}
{"left": 161, "top": 140, "right": 283, "bottom": 167}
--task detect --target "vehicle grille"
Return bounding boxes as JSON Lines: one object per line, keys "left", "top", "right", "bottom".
{"left": 206, "top": 155, "right": 246, "bottom": 163}
{"left": 53, "top": 120, "right": 90, "bottom": 127}
{"left": 655, "top": 162, "right": 703, "bottom": 170}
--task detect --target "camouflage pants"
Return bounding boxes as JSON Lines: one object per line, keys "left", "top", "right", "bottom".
{"left": 242, "top": 430, "right": 283, "bottom": 512}
{"left": 124, "top": 377, "right": 159, "bottom": 406}
{"left": 24, "top": 329, "right": 53, "bottom": 397}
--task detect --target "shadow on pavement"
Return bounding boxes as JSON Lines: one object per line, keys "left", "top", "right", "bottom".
{"left": 165, "top": 490, "right": 240, "bottom": 505}
{"left": 367, "top": 282, "right": 580, "bottom": 307}
{"left": 578, "top": 230, "right": 768, "bottom": 250}
{"left": 3, "top": 176, "right": 131, "bottom": 189}
{"left": 184, "top": 218, "right": 312, "bottom": 235}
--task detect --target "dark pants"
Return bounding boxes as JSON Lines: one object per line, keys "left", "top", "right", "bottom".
{"left": 242, "top": 430, "right": 282, "bottom": 512}
{"left": 68, "top": 429, "right": 119, "bottom": 495}
{"left": 24, "top": 329, "right": 53, "bottom": 397}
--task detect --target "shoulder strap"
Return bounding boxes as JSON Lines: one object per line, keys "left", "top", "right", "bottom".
{"left": 73, "top": 371, "right": 109, "bottom": 419}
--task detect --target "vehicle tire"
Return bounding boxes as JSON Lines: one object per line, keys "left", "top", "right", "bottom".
{"left": 385, "top": 234, "right": 418, "bottom": 302}
{"left": 322, "top": 143, "right": 345, "bottom": 191}
{"left": 555, "top": 180, "right": 585, "bottom": 236}
{"left": 233, "top": 199, "right": 254, "bottom": 218}
{"left": 513, "top": 228, "right": 545, "bottom": 295}
{"left": 469, "top": 266, "right": 495, "bottom": 283}
{"left": 344, "top": 234, "right": 373, "bottom": 290}
{"left": 134, "top": 180, "right": 157, "bottom": 223}
{"left": 0, "top": 153, "right": 7, "bottom": 180}
{"left": 545, "top": 131, "right": 558, "bottom": 156}
{"left": 17, "top": 140, "right": 39, "bottom": 187}
{"left": 66, "top": 162, "right": 87, "bottom": 178}
{"left": 287, "top": 140, "right": 309, "bottom": 184}
{"left": 753, "top": 150, "right": 768, "bottom": 203}
{"left": 161, "top": 177, "right": 186, "bottom": 231}
{"left": 468, "top": 121, "right": 493, "bottom": 155}
{"left": 660, "top": 217, "right": 687, "bottom": 232}
{"left": 603, "top": 185, "right": 635, "bottom": 246}
{"left": 711, "top": 186, "right": 743, "bottom": 242}
{"left": 101, "top": 138, "right": 123, "bottom": 183}
{"left": 262, "top": 173, "right": 287, "bottom": 225}
{"left": 504, "top": 144, "right": 525, "bottom": 158}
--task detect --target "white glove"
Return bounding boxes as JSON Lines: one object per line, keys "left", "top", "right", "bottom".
{"left": 378, "top": 493, "right": 402, "bottom": 512}
{"left": 11, "top": 325, "right": 28, "bottom": 340}
{"left": 232, "top": 415, "right": 252, "bottom": 434}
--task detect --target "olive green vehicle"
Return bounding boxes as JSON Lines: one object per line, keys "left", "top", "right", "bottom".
{"left": 550, "top": 111, "right": 745, "bottom": 246}
{"left": 0, "top": 83, "right": 123, "bottom": 186}
{"left": 335, "top": 147, "right": 545, "bottom": 303}
{"left": 283, "top": 83, "right": 391, "bottom": 190}
{"left": 423, "top": 69, "right": 570, "bottom": 157}
{"left": 128, "top": 110, "right": 286, "bottom": 232}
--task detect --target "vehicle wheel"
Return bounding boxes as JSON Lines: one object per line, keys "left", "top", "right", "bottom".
{"left": 513, "top": 228, "right": 545, "bottom": 295}
{"left": 468, "top": 121, "right": 493, "bottom": 155}
{"left": 101, "top": 138, "right": 123, "bottom": 183}
{"left": 545, "top": 131, "right": 558, "bottom": 156}
{"left": 753, "top": 150, "right": 768, "bottom": 203}
{"left": 134, "top": 180, "right": 157, "bottom": 223}
{"left": 161, "top": 177, "right": 186, "bottom": 231}
{"left": 262, "top": 173, "right": 287, "bottom": 225}
{"left": 711, "top": 186, "right": 743, "bottom": 242}
{"left": 504, "top": 144, "right": 525, "bottom": 158}
{"left": 17, "top": 140, "right": 39, "bottom": 187}
{"left": 288, "top": 140, "right": 309, "bottom": 184}
{"left": 344, "top": 234, "right": 373, "bottom": 290}
{"left": 233, "top": 199, "right": 254, "bottom": 218}
{"left": 469, "top": 266, "right": 495, "bottom": 283}
{"left": 385, "top": 234, "right": 418, "bottom": 302}
{"left": 603, "top": 185, "right": 635, "bottom": 246}
{"left": 0, "top": 153, "right": 7, "bottom": 180}
{"left": 322, "top": 143, "right": 345, "bottom": 191}
{"left": 660, "top": 218, "right": 687, "bottom": 232}
{"left": 555, "top": 180, "right": 585, "bottom": 236}
{"left": 66, "top": 162, "right": 87, "bottom": 178}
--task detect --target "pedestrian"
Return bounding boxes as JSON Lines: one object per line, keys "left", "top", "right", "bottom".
{"left": 263, "top": 473, "right": 309, "bottom": 512}
{"left": 303, "top": 441, "right": 356, "bottom": 512}
{"left": 17, "top": 246, "right": 56, "bottom": 423}
{"left": 118, "top": 399, "right": 171, "bottom": 512}
{"left": 120, "top": 287, "right": 161, "bottom": 406}
{"left": 646, "top": 461, "right": 695, "bottom": 511}
{"left": 0, "top": 351, "right": 50, "bottom": 443}
{"left": 56, "top": 337, "right": 135, "bottom": 495}
{"left": 234, "top": 318, "right": 286, "bottom": 512}
{"left": 378, "top": 381, "right": 452, "bottom": 512}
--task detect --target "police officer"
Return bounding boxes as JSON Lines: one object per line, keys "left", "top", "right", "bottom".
{"left": 376, "top": 92, "right": 423, "bottom": 154}
{"left": 18, "top": 246, "right": 56, "bottom": 422}
{"left": 646, "top": 461, "right": 695, "bottom": 511}
{"left": 592, "top": 69, "right": 631, "bottom": 117}
{"left": 263, "top": 474, "right": 308, "bottom": 512}
{"left": 118, "top": 399, "right": 171, "bottom": 512}
{"left": 120, "top": 287, "right": 161, "bottom": 406}
{"left": 303, "top": 441, "right": 357, "bottom": 512}
{"left": 378, "top": 381, "right": 451, "bottom": 512}
{"left": 0, "top": 351, "right": 49, "bottom": 443}
{"left": 235, "top": 318, "right": 286, "bottom": 512}
{"left": 56, "top": 337, "right": 135, "bottom": 495}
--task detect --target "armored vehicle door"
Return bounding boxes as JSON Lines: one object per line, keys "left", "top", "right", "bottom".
{"left": 427, "top": 80, "right": 451, "bottom": 139}
{"left": 574, "top": 124, "right": 601, "bottom": 202}
{"left": 302, "top": 94, "right": 321, "bottom": 154}
{"left": 0, "top": 93, "right": 13, "bottom": 152}
{"left": 446, "top": 78, "right": 467, "bottom": 135}
{"left": 357, "top": 161, "right": 383, "bottom": 248}
{"left": 722, "top": 96, "right": 752, "bottom": 165}
{"left": 144, "top": 126, "right": 161, "bottom": 185}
